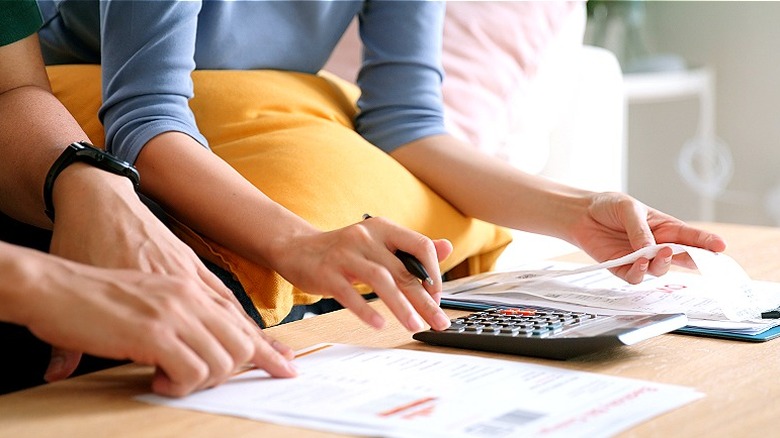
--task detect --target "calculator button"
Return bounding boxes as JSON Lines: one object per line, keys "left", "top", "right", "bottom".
{"left": 547, "top": 322, "right": 564, "bottom": 330}
{"left": 446, "top": 323, "right": 467, "bottom": 332}
{"left": 531, "top": 328, "right": 551, "bottom": 337}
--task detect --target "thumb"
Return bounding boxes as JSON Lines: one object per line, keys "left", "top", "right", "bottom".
{"left": 44, "top": 348, "right": 83, "bottom": 382}
{"left": 622, "top": 201, "right": 656, "bottom": 250}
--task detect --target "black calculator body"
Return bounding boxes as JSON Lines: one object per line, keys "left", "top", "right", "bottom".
{"left": 413, "top": 306, "right": 687, "bottom": 360}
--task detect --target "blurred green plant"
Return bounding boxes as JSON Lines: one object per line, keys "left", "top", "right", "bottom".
{"left": 586, "top": 0, "right": 648, "bottom": 69}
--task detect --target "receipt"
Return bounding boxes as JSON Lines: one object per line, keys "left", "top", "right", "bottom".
{"left": 607, "top": 244, "right": 757, "bottom": 321}
{"left": 668, "top": 245, "right": 757, "bottom": 321}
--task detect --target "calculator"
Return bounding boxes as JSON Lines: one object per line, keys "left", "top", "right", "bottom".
{"left": 412, "top": 306, "right": 687, "bottom": 360}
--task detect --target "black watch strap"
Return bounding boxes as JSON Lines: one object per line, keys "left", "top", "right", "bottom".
{"left": 43, "top": 142, "right": 141, "bottom": 221}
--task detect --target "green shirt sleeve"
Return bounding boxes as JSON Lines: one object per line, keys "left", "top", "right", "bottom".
{"left": 0, "top": 0, "right": 43, "bottom": 47}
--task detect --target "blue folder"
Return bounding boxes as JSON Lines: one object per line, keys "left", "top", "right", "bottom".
{"left": 674, "top": 325, "right": 780, "bottom": 342}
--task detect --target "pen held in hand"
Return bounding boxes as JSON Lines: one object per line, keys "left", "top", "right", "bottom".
{"left": 395, "top": 250, "right": 435, "bottom": 286}
{"left": 362, "top": 214, "right": 435, "bottom": 286}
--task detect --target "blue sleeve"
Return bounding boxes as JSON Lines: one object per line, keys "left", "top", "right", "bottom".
{"left": 355, "top": 1, "right": 448, "bottom": 153}
{"left": 99, "top": 0, "right": 208, "bottom": 164}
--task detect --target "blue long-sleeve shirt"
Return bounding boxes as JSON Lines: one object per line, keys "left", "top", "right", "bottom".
{"left": 37, "top": 1, "right": 447, "bottom": 164}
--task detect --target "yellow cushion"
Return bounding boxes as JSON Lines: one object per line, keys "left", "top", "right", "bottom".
{"left": 46, "top": 65, "right": 512, "bottom": 326}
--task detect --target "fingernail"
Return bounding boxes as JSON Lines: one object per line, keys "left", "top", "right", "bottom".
{"left": 285, "top": 361, "right": 298, "bottom": 375}
{"left": 434, "top": 312, "right": 451, "bottom": 330}
{"left": 44, "top": 355, "right": 64, "bottom": 382}
{"left": 370, "top": 313, "right": 385, "bottom": 329}
{"left": 271, "top": 340, "right": 295, "bottom": 359}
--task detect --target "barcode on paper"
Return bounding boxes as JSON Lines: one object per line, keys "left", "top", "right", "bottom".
{"left": 465, "top": 409, "right": 546, "bottom": 436}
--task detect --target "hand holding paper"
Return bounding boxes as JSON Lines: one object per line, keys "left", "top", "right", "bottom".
{"left": 568, "top": 193, "right": 727, "bottom": 284}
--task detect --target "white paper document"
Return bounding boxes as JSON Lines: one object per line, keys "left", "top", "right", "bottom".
{"left": 138, "top": 343, "right": 702, "bottom": 438}
{"left": 442, "top": 244, "right": 780, "bottom": 334}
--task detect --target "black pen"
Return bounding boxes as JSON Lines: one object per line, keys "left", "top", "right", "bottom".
{"left": 761, "top": 310, "right": 780, "bottom": 319}
{"left": 362, "top": 214, "right": 434, "bottom": 286}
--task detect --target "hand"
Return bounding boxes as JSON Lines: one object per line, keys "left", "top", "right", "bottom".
{"left": 48, "top": 165, "right": 254, "bottom": 377}
{"left": 8, "top": 251, "right": 297, "bottom": 397}
{"left": 568, "top": 192, "right": 727, "bottom": 284}
{"left": 268, "top": 216, "right": 454, "bottom": 332}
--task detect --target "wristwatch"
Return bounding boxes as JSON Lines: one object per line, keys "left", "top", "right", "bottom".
{"left": 44, "top": 141, "right": 141, "bottom": 221}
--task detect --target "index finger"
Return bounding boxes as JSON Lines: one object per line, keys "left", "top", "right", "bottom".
{"left": 669, "top": 225, "right": 727, "bottom": 253}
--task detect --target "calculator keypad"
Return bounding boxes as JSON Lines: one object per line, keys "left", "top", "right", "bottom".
{"left": 445, "top": 308, "right": 605, "bottom": 338}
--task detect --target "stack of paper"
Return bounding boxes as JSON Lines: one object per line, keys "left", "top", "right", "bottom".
{"left": 441, "top": 244, "right": 780, "bottom": 339}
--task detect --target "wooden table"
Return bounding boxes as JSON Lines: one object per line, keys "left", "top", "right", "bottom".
{"left": 2, "top": 222, "right": 779, "bottom": 437}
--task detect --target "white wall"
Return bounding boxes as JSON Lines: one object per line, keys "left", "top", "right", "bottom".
{"left": 615, "top": 1, "right": 780, "bottom": 226}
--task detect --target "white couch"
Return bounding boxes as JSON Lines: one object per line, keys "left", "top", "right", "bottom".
{"left": 324, "top": 2, "right": 624, "bottom": 271}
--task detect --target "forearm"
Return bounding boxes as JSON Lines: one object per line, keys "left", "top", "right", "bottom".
{"left": 134, "top": 132, "right": 318, "bottom": 269}
{"left": 0, "top": 33, "right": 95, "bottom": 227}
{"left": 0, "top": 85, "right": 90, "bottom": 228}
{"left": 390, "top": 134, "right": 594, "bottom": 242}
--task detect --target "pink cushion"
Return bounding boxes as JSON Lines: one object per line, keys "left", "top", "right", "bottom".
{"left": 441, "top": 2, "right": 580, "bottom": 152}
{"left": 324, "top": 2, "right": 582, "bottom": 152}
